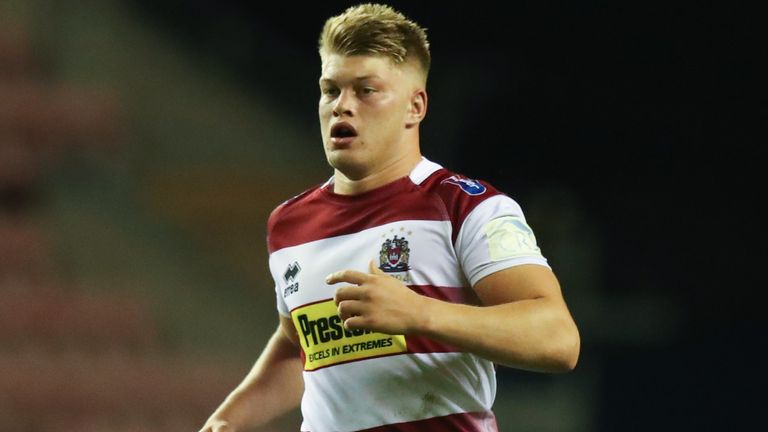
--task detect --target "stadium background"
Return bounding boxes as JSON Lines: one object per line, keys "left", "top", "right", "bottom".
{"left": 0, "top": 1, "right": 760, "bottom": 431}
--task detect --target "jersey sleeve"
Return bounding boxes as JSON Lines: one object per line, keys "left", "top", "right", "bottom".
{"left": 455, "top": 194, "right": 550, "bottom": 287}
{"left": 267, "top": 205, "right": 292, "bottom": 318}
{"left": 267, "top": 249, "right": 291, "bottom": 317}
{"left": 274, "top": 279, "right": 290, "bottom": 317}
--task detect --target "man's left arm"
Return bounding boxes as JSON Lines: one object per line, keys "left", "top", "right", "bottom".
{"left": 330, "top": 261, "right": 580, "bottom": 373}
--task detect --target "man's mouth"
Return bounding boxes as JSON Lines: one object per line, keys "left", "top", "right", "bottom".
{"left": 330, "top": 122, "right": 358, "bottom": 145}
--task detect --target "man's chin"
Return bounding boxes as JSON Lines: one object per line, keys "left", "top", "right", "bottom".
{"left": 326, "top": 152, "right": 367, "bottom": 181}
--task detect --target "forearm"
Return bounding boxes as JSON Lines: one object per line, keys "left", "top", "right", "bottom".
{"left": 204, "top": 326, "right": 303, "bottom": 430}
{"left": 329, "top": 263, "right": 580, "bottom": 373}
{"left": 417, "top": 296, "right": 580, "bottom": 372}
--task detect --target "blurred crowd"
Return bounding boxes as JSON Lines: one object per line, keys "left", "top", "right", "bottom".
{"left": 0, "top": 18, "right": 252, "bottom": 432}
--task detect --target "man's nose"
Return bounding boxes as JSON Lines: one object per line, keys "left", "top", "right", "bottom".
{"left": 333, "top": 89, "right": 354, "bottom": 117}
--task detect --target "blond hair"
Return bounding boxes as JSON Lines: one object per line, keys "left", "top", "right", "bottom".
{"left": 319, "top": 3, "right": 431, "bottom": 81}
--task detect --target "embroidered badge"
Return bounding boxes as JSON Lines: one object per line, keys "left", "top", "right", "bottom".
{"left": 442, "top": 175, "right": 487, "bottom": 196}
{"left": 484, "top": 216, "right": 542, "bottom": 260}
{"left": 379, "top": 235, "right": 410, "bottom": 273}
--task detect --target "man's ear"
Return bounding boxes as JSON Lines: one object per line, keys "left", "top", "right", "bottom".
{"left": 405, "top": 89, "right": 428, "bottom": 128}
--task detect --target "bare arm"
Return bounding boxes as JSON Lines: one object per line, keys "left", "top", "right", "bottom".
{"left": 199, "top": 317, "right": 303, "bottom": 432}
{"left": 330, "top": 261, "right": 580, "bottom": 372}
{"left": 420, "top": 264, "right": 579, "bottom": 372}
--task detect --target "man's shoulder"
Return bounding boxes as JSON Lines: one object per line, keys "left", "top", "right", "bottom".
{"left": 418, "top": 166, "right": 504, "bottom": 209}
{"left": 415, "top": 164, "right": 509, "bottom": 239}
{"left": 268, "top": 182, "right": 326, "bottom": 226}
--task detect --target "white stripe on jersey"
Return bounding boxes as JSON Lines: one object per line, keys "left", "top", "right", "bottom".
{"left": 271, "top": 219, "right": 463, "bottom": 317}
{"left": 456, "top": 194, "right": 550, "bottom": 286}
{"left": 300, "top": 352, "right": 496, "bottom": 432}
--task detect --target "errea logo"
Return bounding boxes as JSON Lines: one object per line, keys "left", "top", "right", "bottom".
{"left": 283, "top": 261, "right": 301, "bottom": 282}
{"left": 283, "top": 261, "right": 301, "bottom": 297}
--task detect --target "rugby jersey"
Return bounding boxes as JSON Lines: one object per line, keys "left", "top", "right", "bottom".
{"left": 267, "top": 158, "right": 549, "bottom": 432}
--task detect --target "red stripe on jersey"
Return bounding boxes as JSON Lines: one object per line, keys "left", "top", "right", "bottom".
{"left": 295, "top": 285, "right": 479, "bottom": 371}
{"left": 405, "top": 285, "right": 480, "bottom": 354}
{"left": 419, "top": 171, "right": 503, "bottom": 243}
{"left": 268, "top": 176, "right": 448, "bottom": 252}
{"left": 357, "top": 410, "right": 498, "bottom": 432}
{"left": 405, "top": 334, "right": 459, "bottom": 354}
{"left": 267, "top": 167, "right": 506, "bottom": 252}
{"left": 405, "top": 284, "right": 481, "bottom": 354}
{"left": 410, "top": 284, "right": 482, "bottom": 305}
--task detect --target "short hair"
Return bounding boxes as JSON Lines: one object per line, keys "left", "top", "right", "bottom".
{"left": 319, "top": 3, "right": 431, "bottom": 82}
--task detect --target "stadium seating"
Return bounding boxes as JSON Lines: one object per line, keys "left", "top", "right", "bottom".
{"left": 0, "top": 22, "right": 280, "bottom": 432}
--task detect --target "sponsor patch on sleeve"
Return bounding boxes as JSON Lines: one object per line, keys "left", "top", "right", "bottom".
{"left": 483, "top": 216, "right": 542, "bottom": 261}
{"left": 291, "top": 299, "right": 407, "bottom": 371}
{"left": 441, "top": 175, "right": 487, "bottom": 196}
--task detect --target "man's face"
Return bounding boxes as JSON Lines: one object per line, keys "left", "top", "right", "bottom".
{"left": 318, "top": 53, "right": 420, "bottom": 180}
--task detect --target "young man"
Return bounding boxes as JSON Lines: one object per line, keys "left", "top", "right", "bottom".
{"left": 200, "top": 4, "right": 579, "bottom": 432}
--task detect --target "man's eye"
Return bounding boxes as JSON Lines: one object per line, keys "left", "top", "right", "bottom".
{"left": 362, "top": 87, "right": 376, "bottom": 94}
{"left": 322, "top": 88, "right": 339, "bottom": 96}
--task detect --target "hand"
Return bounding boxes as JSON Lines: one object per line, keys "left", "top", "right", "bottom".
{"left": 199, "top": 419, "right": 235, "bottom": 432}
{"left": 327, "top": 260, "right": 428, "bottom": 335}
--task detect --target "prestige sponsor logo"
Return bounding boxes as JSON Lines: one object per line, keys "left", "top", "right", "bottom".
{"left": 291, "top": 299, "right": 407, "bottom": 370}
{"left": 297, "top": 313, "right": 371, "bottom": 346}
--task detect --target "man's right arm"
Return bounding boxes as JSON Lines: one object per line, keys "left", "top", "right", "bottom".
{"left": 199, "top": 316, "right": 303, "bottom": 432}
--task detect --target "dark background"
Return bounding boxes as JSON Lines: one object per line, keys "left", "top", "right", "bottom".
{"left": 126, "top": 1, "right": 762, "bottom": 428}
{"left": 2, "top": 1, "right": 760, "bottom": 430}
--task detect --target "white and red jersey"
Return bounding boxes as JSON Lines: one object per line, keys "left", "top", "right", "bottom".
{"left": 267, "top": 158, "right": 549, "bottom": 432}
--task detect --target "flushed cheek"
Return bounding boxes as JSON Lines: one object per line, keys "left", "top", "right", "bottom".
{"left": 318, "top": 115, "right": 330, "bottom": 137}
{"left": 318, "top": 103, "right": 331, "bottom": 115}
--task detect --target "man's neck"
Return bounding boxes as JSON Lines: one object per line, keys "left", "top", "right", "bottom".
{"left": 333, "top": 153, "right": 423, "bottom": 195}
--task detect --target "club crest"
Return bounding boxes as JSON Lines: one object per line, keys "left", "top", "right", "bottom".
{"left": 379, "top": 235, "right": 410, "bottom": 273}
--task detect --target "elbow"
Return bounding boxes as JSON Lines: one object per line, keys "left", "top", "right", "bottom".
{"left": 551, "top": 324, "right": 580, "bottom": 372}
{"left": 558, "top": 325, "right": 581, "bottom": 372}
{"left": 558, "top": 334, "right": 580, "bottom": 372}
{"left": 505, "top": 321, "right": 580, "bottom": 373}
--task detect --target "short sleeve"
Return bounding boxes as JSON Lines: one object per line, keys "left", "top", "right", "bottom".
{"left": 275, "top": 283, "right": 290, "bottom": 317}
{"left": 455, "top": 194, "right": 550, "bottom": 287}
{"left": 269, "top": 257, "right": 291, "bottom": 318}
